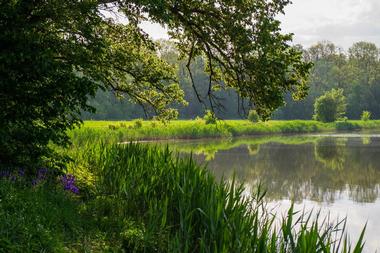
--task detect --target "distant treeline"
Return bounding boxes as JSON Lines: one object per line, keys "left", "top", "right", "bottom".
{"left": 82, "top": 40, "right": 380, "bottom": 120}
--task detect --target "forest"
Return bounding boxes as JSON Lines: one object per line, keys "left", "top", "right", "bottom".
{"left": 83, "top": 40, "right": 380, "bottom": 120}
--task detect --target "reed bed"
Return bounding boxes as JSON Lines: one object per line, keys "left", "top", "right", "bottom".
{"left": 66, "top": 142, "right": 366, "bottom": 252}
{"left": 1, "top": 120, "right": 371, "bottom": 251}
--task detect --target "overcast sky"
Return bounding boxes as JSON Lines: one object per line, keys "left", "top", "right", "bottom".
{"left": 140, "top": 0, "right": 380, "bottom": 50}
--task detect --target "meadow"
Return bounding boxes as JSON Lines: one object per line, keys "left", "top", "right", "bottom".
{"left": 0, "top": 120, "right": 373, "bottom": 252}
{"left": 73, "top": 119, "right": 380, "bottom": 144}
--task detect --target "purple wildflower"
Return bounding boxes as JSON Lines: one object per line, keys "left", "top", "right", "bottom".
{"left": 60, "top": 174, "right": 79, "bottom": 194}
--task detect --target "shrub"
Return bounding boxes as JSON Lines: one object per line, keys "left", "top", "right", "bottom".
{"left": 108, "top": 124, "right": 119, "bottom": 130}
{"left": 361, "top": 111, "right": 371, "bottom": 121}
{"left": 133, "top": 119, "right": 143, "bottom": 129}
{"left": 203, "top": 110, "right": 217, "bottom": 124}
{"left": 314, "top": 88, "right": 347, "bottom": 122}
{"left": 247, "top": 109, "right": 260, "bottom": 123}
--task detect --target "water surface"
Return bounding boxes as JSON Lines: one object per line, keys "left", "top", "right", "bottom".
{"left": 157, "top": 133, "right": 380, "bottom": 252}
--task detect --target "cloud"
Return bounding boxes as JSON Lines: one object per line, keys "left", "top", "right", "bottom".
{"left": 280, "top": 0, "right": 380, "bottom": 49}
{"left": 136, "top": 0, "right": 380, "bottom": 50}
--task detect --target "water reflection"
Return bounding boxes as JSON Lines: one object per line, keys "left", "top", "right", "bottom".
{"left": 161, "top": 135, "right": 380, "bottom": 204}
{"left": 156, "top": 134, "right": 380, "bottom": 251}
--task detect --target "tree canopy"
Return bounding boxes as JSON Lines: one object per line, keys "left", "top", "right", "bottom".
{"left": 0, "top": 0, "right": 311, "bottom": 167}
{"left": 280, "top": 41, "right": 380, "bottom": 120}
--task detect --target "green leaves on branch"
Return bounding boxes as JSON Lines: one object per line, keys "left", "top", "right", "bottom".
{"left": 1, "top": 0, "right": 311, "bottom": 167}
{"left": 119, "top": 0, "right": 312, "bottom": 119}
{"left": 94, "top": 23, "right": 186, "bottom": 120}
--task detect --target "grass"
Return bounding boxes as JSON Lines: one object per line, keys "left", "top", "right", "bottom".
{"left": 1, "top": 119, "right": 374, "bottom": 252}
{"left": 0, "top": 180, "right": 91, "bottom": 252}
{"left": 72, "top": 120, "right": 380, "bottom": 144}
{"left": 1, "top": 141, "right": 367, "bottom": 252}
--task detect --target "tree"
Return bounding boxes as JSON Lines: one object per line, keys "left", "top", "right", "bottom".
{"left": 0, "top": 1, "right": 184, "bottom": 168}
{"left": 1, "top": 0, "right": 311, "bottom": 169}
{"left": 275, "top": 41, "right": 380, "bottom": 120}
{"left": 313, "top": 89, "right": 347, "bottom": 122}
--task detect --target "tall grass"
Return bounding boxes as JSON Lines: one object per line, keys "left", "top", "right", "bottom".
{"left": 71, "top": 120, "right": 380, "bottom": 144}
{"left": 1, "top": 140, "right": 367, "bottom": 252}
{"left": 71, "top": 142, "right": 366, "bottom": 252}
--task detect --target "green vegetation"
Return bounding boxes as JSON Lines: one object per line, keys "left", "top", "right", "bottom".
{"left": 1, "top": 142, "right": 366, "bottom": 252}
{"left": 70, "top": 120, "right": 380, "bottom": 144}
{"left": 84, "top": 41, "right": 380, "bottom": 123}
{"left": 314, "top": 89, "right": 347, "bottom": 122}
{"left": 161, "top": 134, "right": 380, "bottom": 204}
{"left": 1, "top": 0, "right": 374, "bottom": 251}
{"left": 203, "top": 110, "right": 217, "bottom": 125}
{"left": 361, "top": 111, "right": 372, "bottom": 121}
{"left": 1, "top": 0, "right": 310, "bottom": 170}
{"left": 248, "top": 110, "right": 260, "bottom": 123}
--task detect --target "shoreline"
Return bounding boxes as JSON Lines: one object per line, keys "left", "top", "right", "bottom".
{"left": 71, "top": 120, "right": 380, "bottom": 144}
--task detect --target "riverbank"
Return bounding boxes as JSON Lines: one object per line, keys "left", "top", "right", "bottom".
{"left": 1, "top": 121, "right": 369, "bottom": 251}
{"left": 1, "top": 142, "right": 365, "bottom": 252}
{"left": 70, "top": 120, "right": 380, "bottom": 144}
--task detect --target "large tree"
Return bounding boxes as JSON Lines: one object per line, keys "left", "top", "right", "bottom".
{"left": 0, "top": 0, "right": 311, "bottom": 168}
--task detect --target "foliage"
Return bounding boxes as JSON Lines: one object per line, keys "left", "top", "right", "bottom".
{"left": 69, "top": 142, "right": 365, "bottom": 252}
{"left": 314, "top": 89, "right": 347, "bottom": 122}
{"left": 1, "top": 137, "right": 370, "bottom": 252}
{"left": 85, "top": 40, "right": 380, "bottom": 122}
{"left": 275, "top": 41, "right": 380, "bottom": 120}
{"left": 67, "top": 120, "right": 380, "bottom": 148}
{"left": 132, "top": 119, "right": 143, "bottom": 129}
{"left": 203, "top": 110, "right": 217, "bottom": 124}
{"left": 0, "top": 180, "right": 85, "bottom": 252}
{"left": 129, "top": 1, "right": 312, "bottom": 119}
{"left": 1, "top": 0, "right": 311, "bottom": 169}
{"left": 248, "top": 110, "right": 260, "bottom": 123}
{"left": 361, "top": 111, "right": 371, "bottom": 121}
{"left": 0, "top": 0, "right": 185, "bottom": 169}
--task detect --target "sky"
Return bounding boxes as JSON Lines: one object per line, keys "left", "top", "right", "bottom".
{"left": 139, "top": 0, "right": 380, "bottom": 50}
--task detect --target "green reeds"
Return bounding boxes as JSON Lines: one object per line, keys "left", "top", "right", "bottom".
{"left": 78, "top": 142, "right": 366, "bottom": 252}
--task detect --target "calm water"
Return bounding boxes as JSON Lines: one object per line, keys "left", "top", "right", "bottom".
{"left": 158, "top": 133, "right": 380, "bottom": 252}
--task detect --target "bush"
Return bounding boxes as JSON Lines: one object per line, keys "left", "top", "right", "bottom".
{"left": 361, "top": 111, "right": 371, "bottom": 121}
{"left": 133, "top": 119, "right": 143, "bottom": 129}
{"left": 314, "top": 88, "right": 347, "bottom": 122}
{"left": 247, "top": 110, "right": 260, "bottom": 123}
{"left": 203, "top": 110, "right": 217, "bottom": 124}
{"left": 108, "top": 124, "right": 119, "bottom": 130}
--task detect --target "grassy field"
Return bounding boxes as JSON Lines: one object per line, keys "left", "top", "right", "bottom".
{"left": 71, "top": 119, "right": 380, "bottom": 144}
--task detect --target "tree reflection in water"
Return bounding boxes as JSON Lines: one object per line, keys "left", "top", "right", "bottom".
{"left": 162, "top": 135, "right": 380, "bottom": 204}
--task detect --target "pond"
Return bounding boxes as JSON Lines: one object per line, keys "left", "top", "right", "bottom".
{"left": 157, "top": 133, "right": 380, "bottom": 252}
